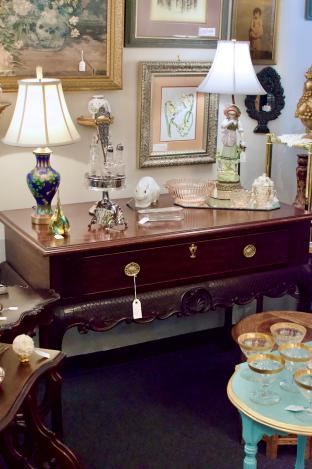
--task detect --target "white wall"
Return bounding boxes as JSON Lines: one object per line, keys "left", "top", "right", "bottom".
{"left": 0, "top": 0, "right": 311, "bottom": 354}
{"left": 0, "top": 1, "right": 310, "bottom": 229}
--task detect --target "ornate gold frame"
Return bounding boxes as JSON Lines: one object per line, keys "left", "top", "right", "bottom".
{"left": 0, "top": 0, "right": 123, "bottom": 92}
{"left": 137, "top": 61, "right": 218, "bottom": 169}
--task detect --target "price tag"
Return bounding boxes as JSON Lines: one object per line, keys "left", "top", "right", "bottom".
{"left": 240, "top": 151, "right": 246, "bottom": 163}
{"left": 132, "top": 299, "right": 142, "bottom": 319}
{"left": 198, "top": 27, "right": 216, "bottom": 37}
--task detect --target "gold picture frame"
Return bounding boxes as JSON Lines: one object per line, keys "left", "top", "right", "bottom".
{"left": 137, "top": 61, "right": 218, "bottom": 169}
{"left": 0, "top": 0, "right": 123, "bottom": 92}
{"left": 231, "top": 0, "right": 278, "bottom": 64}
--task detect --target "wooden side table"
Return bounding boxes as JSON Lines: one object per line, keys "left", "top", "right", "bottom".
{"left": 0, "top": 262, "right": 59, "bottom": 344}
{"left": 0, "top": 345, "right": 83, "bottom": 468}
{"left": 227, "top": 360, "right": 312, "bottom": 469}
{"left": 232, "top": 310, "right": 312, "bottom": 459}
{"left": 265, "top": 133, "right": 312, "bottom": 211}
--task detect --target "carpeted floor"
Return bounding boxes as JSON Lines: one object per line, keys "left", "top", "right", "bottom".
{"left": 61, "top": 329, "right": 310, "bottom": 469}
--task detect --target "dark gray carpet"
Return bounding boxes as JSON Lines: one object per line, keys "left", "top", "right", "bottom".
{"left": 61, "top": 331, "right": 312, "bottom": 469}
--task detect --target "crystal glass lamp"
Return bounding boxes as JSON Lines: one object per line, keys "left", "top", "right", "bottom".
{"left": 2, "top": 67, "right": 80, "bottom": 224}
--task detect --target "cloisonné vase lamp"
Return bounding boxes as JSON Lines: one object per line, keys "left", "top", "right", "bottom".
{"left": 2, "top": 67, "right": 80, "bottom": 224}
{"left": 198, "top": 40, "right": 266, "bottom": 192}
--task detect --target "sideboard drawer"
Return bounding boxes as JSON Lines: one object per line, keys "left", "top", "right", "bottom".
{"left": 63, "top": 228, "right": 290, "bottom": 298}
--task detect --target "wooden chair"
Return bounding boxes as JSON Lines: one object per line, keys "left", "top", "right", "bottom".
{"left": 232, "top": 310, "right": 312, "bottom": 460}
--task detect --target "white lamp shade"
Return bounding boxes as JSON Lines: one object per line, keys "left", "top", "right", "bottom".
{"left": 3, "top": 77, "right": 80, "bottom": 147}
{"left": 198, "top": 40, "right": 266, "bottom": 95}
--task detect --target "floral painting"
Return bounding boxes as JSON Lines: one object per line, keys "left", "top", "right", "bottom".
{"left": 0, "top": 0, "right": 120, "bottom": 88}
{"left": 160, "top": 87, "right": 197, "bottom": 141}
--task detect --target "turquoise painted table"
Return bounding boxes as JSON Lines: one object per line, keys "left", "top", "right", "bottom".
{"left": 227, "top": 361, "right": 312, "bottom": 469}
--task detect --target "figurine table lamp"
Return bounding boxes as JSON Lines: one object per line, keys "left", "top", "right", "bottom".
{"left": 2, "top": 67, "right": 80, "bottom": 224}
{"left": 198, "top": 40, "right": 266, "bottom": 193}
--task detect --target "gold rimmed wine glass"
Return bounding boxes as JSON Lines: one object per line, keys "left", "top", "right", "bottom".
{"left": 279, "top": 343, "right": 312, "bottom": 393}
{"left": 294, "top": 368, "right": 312, "bottom": 421}
{"left": 248, "top": 353, "right": 285, "bottom": 405}
{"left": 238, "top": 332, "right": 275, "bottom": 380}
{"left": 270, "top": 322, "right": 307, "bottom": 346}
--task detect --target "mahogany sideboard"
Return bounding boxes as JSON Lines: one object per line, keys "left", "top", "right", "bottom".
{"left": 0, "top": 195, "right": 312, "bottom": 350}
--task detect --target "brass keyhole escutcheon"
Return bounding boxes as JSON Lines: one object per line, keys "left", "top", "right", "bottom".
{"left": 243, "top": 244, "right": 256, "bottom": 258}
{"left": 189, "top": 243, "right": 198, "bottom": 259}
{"left": 124, "top": 262, "right": 140, "bottom": 277}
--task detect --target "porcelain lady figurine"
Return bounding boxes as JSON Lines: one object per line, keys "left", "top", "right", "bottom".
{"left": 217, "top": 104, "right": 246, "bottom": 184}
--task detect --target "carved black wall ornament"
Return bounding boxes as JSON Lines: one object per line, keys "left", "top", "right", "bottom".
{"left": 245, "top": 67, "right": 285, "bottom": 133}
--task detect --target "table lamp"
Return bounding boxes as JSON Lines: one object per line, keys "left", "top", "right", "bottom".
{"left": 198, "top": 40, "right": 266, "bottom": 193}
{"left": 2, "top": 67, "right": 80, "bottom": 224}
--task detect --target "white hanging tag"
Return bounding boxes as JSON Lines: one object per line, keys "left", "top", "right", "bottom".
{"left": 79, "top": 50, "right": 86, "bottom": 72}
{"left": 240, "top": 151, "right": 246, "bottom": 163}
{"left": 132, "top": 275, "right": 142, "bottom": 319}
{"left": 132, "top": 298, "right": 142, "bottom": 319}
{"left": 35, "top": 349, "right": 50, "bottom": 359}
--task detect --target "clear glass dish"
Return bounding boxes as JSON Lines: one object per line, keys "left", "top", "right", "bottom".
{"left": 137, "top": 206, "right": 184, "bottom": 223}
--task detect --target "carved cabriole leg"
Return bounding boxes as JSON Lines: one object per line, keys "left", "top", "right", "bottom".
{"left": 294, "top": 154, "right": 308, "bottom": 209}
{"left": 23, "top": 392, "right": 82, "bottom": 468}
{"left": 296, "top": 436, "right": 307, "bottom": 469}
{"left": 240, "top": 412, "right": 288, "bottom": 469}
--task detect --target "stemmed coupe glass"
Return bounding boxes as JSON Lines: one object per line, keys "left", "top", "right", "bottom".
{"left": 294, "top": 369, "right": 312, "bottom": 421}
{"left": 238, "top": 332, "right": 275, "bottom": 380}
{"left": 270, "top": 322, "right": 307, "bottom": 346}
{"left": 279, "top": 343, "right": 312, "bottom": 393}
{"left": 248, "top": 353, "right": 285, "bottom": 405}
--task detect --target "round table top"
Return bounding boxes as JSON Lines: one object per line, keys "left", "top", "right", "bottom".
{"left": 232, "top": 311, "right": 312, "bottom": 344}
{"left": 227, "top": 347, "right": 312, "bottom": 436}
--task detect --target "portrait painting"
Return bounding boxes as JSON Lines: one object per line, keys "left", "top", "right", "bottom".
{"left": 0, "top": 0, "right": 123, "bottom": 91}
{"left": 232, "top": 0, "right": 278, "bottom": 64}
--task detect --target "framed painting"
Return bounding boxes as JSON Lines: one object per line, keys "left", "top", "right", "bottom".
{"left": 0, "top": 0, "right": 123, "bottom": 91}
{"left": 306, "top": 0, "right": 312, "bottom": 19}
{"left": 137, "top": 61, "right": 218, "bottom": 169}
{"left": 231, "top": 0, "right": 278, "bottom": 64}
{"left": 125, "top": 0, "right": 230, "bottom": 48}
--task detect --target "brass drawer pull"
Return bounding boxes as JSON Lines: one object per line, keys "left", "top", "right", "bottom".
{"left": 243, "top": 244, "right": 256, "bottom": 258}
{"left": 124, "top": 262, "right": 140, "bottom": 277}
{"left": 189, "top": 243, "right": 198, "bottom": 259}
